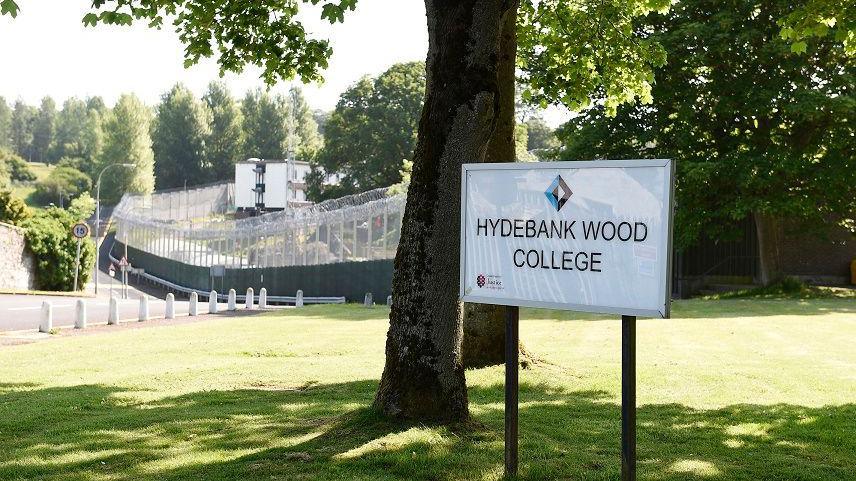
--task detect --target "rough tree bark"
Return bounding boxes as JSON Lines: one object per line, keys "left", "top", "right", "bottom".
{"left": 754, "top": 212, "right": 784, "bottom": 286}
{"left": 461, "top": 1, "right": 518, "bottom": 369}
{"left": 375, "top": 0, "right": 517, "bottom": 421}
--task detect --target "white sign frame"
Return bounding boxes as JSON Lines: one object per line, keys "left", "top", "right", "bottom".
{"left": 459, "top": 159, "right": 675, "bottom": 318}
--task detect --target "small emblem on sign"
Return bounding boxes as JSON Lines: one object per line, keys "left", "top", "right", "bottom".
{"left": 545, "top": 175, "right": 573, "bottom": 212}
{"left": 477, "top": 274, "right": 486, "bottom": 288}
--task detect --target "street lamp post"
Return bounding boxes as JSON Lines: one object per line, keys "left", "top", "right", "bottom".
{"left": 94, "top": 163, "right": 134, "bottom": 295}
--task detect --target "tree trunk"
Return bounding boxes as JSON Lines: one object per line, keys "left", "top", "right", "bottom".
{"left": 461, "top": 0, "right": 518, "bottom": 369}
{"left": 754, "top": 212, "right": 784, "bottom": 286}
{"left": 375, "top": 0, "right": 515, "bottom": 421}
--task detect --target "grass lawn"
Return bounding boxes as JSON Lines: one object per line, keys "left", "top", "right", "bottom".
{"left": 9, "top": 162, "right": 55, "bottom": 205}
{"left": 1, "top": 298, "right": 854, "bottom": 480}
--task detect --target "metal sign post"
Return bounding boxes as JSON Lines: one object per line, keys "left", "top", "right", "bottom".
{"left": 459, "top": 160, "right": 675, "bottom": 480}
{"left": 71, "top": 222, "right": 90, "bottom": 292}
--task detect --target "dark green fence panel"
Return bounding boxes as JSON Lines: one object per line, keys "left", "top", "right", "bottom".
{"left": 113, "top": 241, "right": 393, "bottom": 301}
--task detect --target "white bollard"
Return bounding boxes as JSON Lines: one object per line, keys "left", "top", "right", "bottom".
{"left": 39, "top": 301, "right": 52, "bottom": 333}
{"left": 364, "top": 292, "right": 373, "bottom": 307}
{"left": 74, "top": 299, "right": 87, "bottom": 329}
{"left": 189, "top": 292, "right": 199, "bottom": 316}
{"left": 295, "top": 289, "right": 304, "bottom": 308}
{"left": 387, "top": 295, "right": 393, "bottom": 307}
{"left": 228, "top": 289, "right": 237, "bottom": 311}
{"left": 108, "top": 296, "right": 119, "bottom": 325}
{"left": 245, "top": 287, "right": 254, "bottom": 309}
{"left": 138, "top": 296, "right": 149, "bottom": 321}
{"left": 165, "top": 293, "right": 175, "bottom": 319}
{"left": 259, "top": 288, "right": 267, "bottom": 309}
{"left": 209, "top": 290, "right": 218, "bottom": 314}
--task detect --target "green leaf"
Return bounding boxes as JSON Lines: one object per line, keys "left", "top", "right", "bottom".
{"left": 0, "top": 0, "right": 19, "bottom": 17}
{"left": 82, "top": 12, "right": 99, "bottom": 27}
{"left": 791, "top": 41, "right": 807, "bottom": 54}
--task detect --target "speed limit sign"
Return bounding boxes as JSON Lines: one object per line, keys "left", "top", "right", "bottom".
{"left": 72, "top": 222, "right": 90, "bottom": 239}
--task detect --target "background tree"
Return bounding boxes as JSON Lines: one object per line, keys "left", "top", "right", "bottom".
{"left": 241, "top": 89, "right": 289, "bottom": 160}
{"left": 52, "top": 97, "right": 106, "bottom": 175}
{"left": 10, "top": 100, "right": 35, "bottom": 161}
{"left": 152, "top": 83, "right": 212, "bottom": 189}
{"left": 287, "top": 87, "right": 323, "bottom": 160}
{"left": 98, "top": 94, "right": 155, "bottom": 204}
{"left": 553, "top": 0, "right": 855, "bottom": 285}
{"left": 203, "top": 81, "right": 244, "bottom": 182}
{"left": 524, "top": 116, "right": 559, "bottom": 153}
{"left": 31, "top": 96, "right": 56, "bottom": 163}
{"left": 0, "top": 97, "right": 11, "bottom": 149}
{"left": 0, "top": 148, "right": 36, "bottom": 182}
{"left": 307, "top": 61, "right": 425, "bottom": 201}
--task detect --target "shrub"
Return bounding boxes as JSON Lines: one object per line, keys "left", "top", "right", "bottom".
{"left": 19, "top": 206, "right": 95, "bottom": 291}
{"left": 0, "top": 190, "right": 32, "bottom": 225}
{"left": 0, "top": 149, "right": 37, "bottom": 182}
{"left": 32, "top": 166, "right": 92, "bottom": 206}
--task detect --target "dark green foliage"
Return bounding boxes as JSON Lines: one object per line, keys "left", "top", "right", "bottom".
{"left": 554, "top": 0, "right": 855, "bottom": 249}
{"left": 51, "top": 97, "right": 105, "bottom": 174}
{"left": 241, "top": 90, "right": 288, "bottom": 160}
{"left": 203, "top": 81, "right": 244, "bottom": 182}
{"left": 0, "top": 96, "right": 11, "bottom": 149}
{"left": 152, "top": 83, "right": 212, "bottom": 189}
{"left": 0, "top": 189, "right": 31, "bottom": 225}
{"left": 31, "top": 97, "right": 56, "bottom": 163}
{"left": 82, "top": 0, "right": 357, "bottom": 85}
{"left": 706, "top": 278, "right": 855, "bottom": 300}
{"left": 32, "top": 166, "right": 92, "bottom": 206}
{"left": 307, "top": 62, "right": 425, "bottom": 201}
{"left": 10, "top": 100, "right": 34, "bottom": 161}
{"left": 19, "top": 204, "right": 96, "bottom": 291}
{"left": 0, "top": 149, "right": 36, "bottom": 181}
{"left": 524, "top": 117, "right": 559, "bottom": 153}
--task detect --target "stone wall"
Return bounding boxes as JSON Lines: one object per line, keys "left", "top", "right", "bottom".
{"left": 781, "top": 222, "right": 855, "bottom": 285}
{"left": 0, "top": 222, "right": 35, "bottom": 291}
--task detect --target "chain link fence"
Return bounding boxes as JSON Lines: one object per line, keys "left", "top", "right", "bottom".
{"left": 113, "top": 182, "right": 406, "bottom": 269}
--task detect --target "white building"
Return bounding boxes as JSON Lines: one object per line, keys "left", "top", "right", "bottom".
{"left": 234, "top": 158, "right": 313, "bottom": 213}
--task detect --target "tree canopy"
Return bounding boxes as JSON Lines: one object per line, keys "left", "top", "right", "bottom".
{"left": 98, "top": 94, "right": 156, "bottom": 203}
{"left": 306, "top": 61, "right": 425, "bottom": 201}
{"left": 553, "top": 0, "right": 854, "bottom": 282}
{"left": 152, "top": 83, "right": 212, "bottom": 189}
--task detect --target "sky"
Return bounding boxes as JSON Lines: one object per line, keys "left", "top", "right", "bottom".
{"left": 0, "top": 0, "right": 570, "bottom": 127}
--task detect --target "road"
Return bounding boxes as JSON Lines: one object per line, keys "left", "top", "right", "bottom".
{"left": 0, "top": 233, "right": 230, "bottom": 332}
{"left": 0, "top": 293, "right": 229, "bottom": 331}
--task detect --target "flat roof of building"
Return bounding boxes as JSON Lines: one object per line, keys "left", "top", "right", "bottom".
{"left": 236, "top": 158, "right": 310, "bottom": 165}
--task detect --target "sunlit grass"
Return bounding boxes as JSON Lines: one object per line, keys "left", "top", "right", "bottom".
{"left": 0, "top": 298, "right": 854, "bottom": 480}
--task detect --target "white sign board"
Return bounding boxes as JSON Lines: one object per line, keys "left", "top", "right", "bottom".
{"left": 460, "top": 159, "right": 674, "bottom": 318}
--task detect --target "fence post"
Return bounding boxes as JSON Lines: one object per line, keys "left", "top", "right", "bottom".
{"left": 108, "top": 296, "right": 119, "bottom": 325}
{"left": 209, "top": 290, "right": 218, "bottom": 314}
{"left": 228, "top": 289, "right": 236, "bottom": 311}
{"left": 74, "top": 299, "right": 87, "bottom": 329}
{"left": 138, "top": 296, "right": 149, "bottom": 321}
{"left": 259, "top": 288, "right": 267, "bottom": 309}
{"left": 39, "top": 301, "right": 53, "bottom": 333}
{"left": 364, "top": 292, "right": 373, "bottom": 307}
{"left": 296, "top": 289, "right": 304, "bottom": 308}
{"left": 245, "top": 287, "right": 254, "bottom": 309}
{"left": 189, "top": 292, "right": 199, "bottom": 316}
{"left": 165, "top": 293, "right": 175, "bottom": 319}
{"left": 387, "top": 295, "right": 393, "bottom": 307}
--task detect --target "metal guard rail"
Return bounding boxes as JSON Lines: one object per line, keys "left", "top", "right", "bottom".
{"left": 108, "top": 252, "right": 346, "bottom": 305}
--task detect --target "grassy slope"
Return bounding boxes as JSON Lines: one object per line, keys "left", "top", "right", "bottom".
{"left": 0, "top": 299, "right": 854, "bottom": 481}
{"left": 9, "top": 162, "right": 54, "bottom": 205}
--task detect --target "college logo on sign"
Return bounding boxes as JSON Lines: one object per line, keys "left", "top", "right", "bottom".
{"left": 544, "top": 175, "right": 573, "bottom": 212}
{"left": 477, "top": 274, "right": 486, "bottom": 288}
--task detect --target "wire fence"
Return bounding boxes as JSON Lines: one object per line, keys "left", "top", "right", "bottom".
{"left": 113, "top": 183, "right": 407, "bottom": 268}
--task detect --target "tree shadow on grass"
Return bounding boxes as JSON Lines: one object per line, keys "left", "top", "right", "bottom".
{"left": 0, "top": 381, "right": 853, "bottom": 480}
